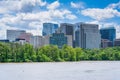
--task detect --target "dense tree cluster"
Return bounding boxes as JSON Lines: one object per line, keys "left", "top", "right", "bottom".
{"left": 0, "top": 42, "right": 120, "bottom": 62}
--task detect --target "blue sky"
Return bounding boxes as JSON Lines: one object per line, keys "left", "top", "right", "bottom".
{"left": 0, "top": 0, "right": 120, "bottom": 39}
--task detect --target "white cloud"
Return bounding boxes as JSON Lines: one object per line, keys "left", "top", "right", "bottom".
{"left": 71, "top": 2, "right": 85, "bottom": 9}
{"left": 0, "top": 0, "right": 47, "bottom": 13}
{"left": 0, "top": 0, "right": 77, "bottom": 39}
{"left": 47, "top": 1, "right": 60, "bottom": 10}
{"left": 107, "top": 1, "right": 120, "bottom": 9}
{"left": 81, "top": 1, "right": 120, "bottom": 21}
{"left": 81, "top": 8, "right": 120, "bottom": 21}
{"left": 66, "top": 14, "right": 77, "bottom": 20}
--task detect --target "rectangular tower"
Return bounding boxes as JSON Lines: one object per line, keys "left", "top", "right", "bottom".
{"left": 7, "top": 30, "right": 26, "bottom": 42}
{"left": 75, "top": 23, "right": 101, "bottom": 49}
{"left": 42, "top": 23, "right": 58, "bottom": 36}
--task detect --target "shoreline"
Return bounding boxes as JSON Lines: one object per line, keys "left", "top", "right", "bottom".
{"left": 0, "top": 61, "right": 120, "bottom": 64}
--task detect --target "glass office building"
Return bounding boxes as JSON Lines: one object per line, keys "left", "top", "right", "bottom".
{"left": 50, "top": 33, "right": 67, "bottom": 48}
{"left": 100, "top": 27, "right": 116, "bottom": 46}
{"left": 42, "top": 23, "right": 58, "bottom": 36}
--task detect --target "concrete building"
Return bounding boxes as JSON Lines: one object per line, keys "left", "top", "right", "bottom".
{"left": 101, "top": 39, "right": 113, "bottom": 48}
{"left": 0, "top": 39, "right": 9, "bottom": 43}
{"left": 49, "top": 33, "right": 72, "bottom": 48}
{"left": 18, "top": 33, "right": 33, "bottom": 43}
{"left": 30, "top": 36, "right": 44, "bottom": 48}
{"left": 43, "top": 35, "right": 51, "bottom": 46}
{"left": 114, "top": 39, "right": 120, "bottom": 46}
{"left": 42, "top": 23, "right": 58, "bottom": 36}
{"left": 100, "top": 27, "right": 116, "bottom": 46}
{"left": 15, "top": 38, "right": 27, "bottom": 45}
{"left": 7, "top": 30, "right": 26, "bottom": 42}
{"left": 75, "top": 23, "right": 101, "bottom": 49}
{"left": 60, "top": 23, "right": 74, "bottom": 47}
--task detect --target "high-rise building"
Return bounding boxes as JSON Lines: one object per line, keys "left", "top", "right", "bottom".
{"left": 100, "top": 27, "right": 116, "bottom": 46}
{"left": 60, "top": 23, "right": 74, "bottom": 47}
{"left": 30, "top": 36, "right": 44, "bottom": 48}
{"left": 49, "top": 33, "right": 72, "bottom": 48}
{"left": 7, "top": 30, "right": 26, "bottom": 42}
{"left": 75, "top": 23, "right": 101, "bottom": 49}
{"left": 42, "top": 23, "right": 58, "bottom": 36}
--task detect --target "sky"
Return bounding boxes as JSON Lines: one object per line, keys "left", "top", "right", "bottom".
{"left": 0, "top": 0, "right": 120, "bottom": 39}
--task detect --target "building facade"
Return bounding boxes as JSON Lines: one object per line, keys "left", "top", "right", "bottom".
{"left": 114, "top": 39, "right": 120, "bottom": 46}
{"left": 7, "top": 30, "right": 26, "bottom": 42}
{"left": 42, "top": 23, "right": 58, "bottom": 36}
{"left": 30, "top": 36, "right": 44, "bottom": 48}
{"left": 75, "top": 23, "right": 101, "bottom": 49}
{"left": 49, "top": 33, "right": 72, "bottom": 48}
{"left": 43, "top": 35, "right": 51, "bottom": 46}
{"left": 0, "top": 39, "right": 9, "bottom": 43}
{"left": 101, "top": 39, "right": 113, "bottom": 48}
{"left": 60, "top": 23, "right": 74, "bottom": 47}
{"left": 18, "top": 33, "right": 33, "bottom": 43}
{"left": 100, "top": 27, "right": 116, "bottom": 46}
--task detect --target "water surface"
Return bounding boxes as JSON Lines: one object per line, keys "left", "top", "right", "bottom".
{"left": 0, "top": 61, "right": 120, "bottom": 80}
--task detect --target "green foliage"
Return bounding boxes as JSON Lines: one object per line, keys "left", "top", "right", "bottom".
{"left": 0, "top": 42, "right": 120, "bottom": 62}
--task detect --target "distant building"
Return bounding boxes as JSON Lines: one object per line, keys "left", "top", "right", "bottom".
{"left": 15, "top": 38, "right": 27, "bottom": 45}
{"left": 101, "top": 39, "right": 113, "bottom": 48}
{"left": 49, "top": 33, "right": 72, "bottom": 48}
{"left": 0, "top": 39, "right": 9, "bottom": 43}
{"left": 114, "top": 39, "right": 120, "bottom": 46}
{"left": 75, "top": 23, "right": 101, "bottom": 49}
{"left": 7, "top": 30, "right": 26, "bottom": 42}
{"left": 43, "top": 35, "right": 51, "bottom": 46}
{"left": 100, "top": 27, "right": 116, "bottom": 46}
{"left": 30, "top": 36, "right": 44, "bottom": 48}
{"left": 42, "top": 23, "right": 58, "bottom": 36}
{"left": 60, "top": 23, "right": 74, "bottom": 47}
{"left": 18, "top": 33, "right": 33, "bottom": 43}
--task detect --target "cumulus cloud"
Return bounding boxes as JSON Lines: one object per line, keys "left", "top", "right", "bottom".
{"left": 47, "top": 1, "right": 60, "bottom": 10}
{"left": 0, "top": 0, "right": 47, "bottom": 13}
{"left": 81, "top": 1, "right": 120, "bottom": 21}
{"left": 107, "top": 1, "right": 120, "bottom": 9}
{"left": 81, "top": 8, "right": 120, "bottom": 21}
{"left": 71, "top": 1, "right": 85, "bottom": 9}
{"left": 0, "top": 0, "right": 77, "bottom": 39}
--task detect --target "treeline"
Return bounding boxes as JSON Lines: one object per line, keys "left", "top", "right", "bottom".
{"left": 0, "top": 42, "right": 120, "bottom": 62}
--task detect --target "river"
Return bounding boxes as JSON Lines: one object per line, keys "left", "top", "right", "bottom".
{"left": 0, "top": 61, "right": 120, "bottom": 80}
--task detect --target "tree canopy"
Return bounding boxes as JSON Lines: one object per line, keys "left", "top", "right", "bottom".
{"left": 0, "top": 42, "right": 120, "bottom": 62}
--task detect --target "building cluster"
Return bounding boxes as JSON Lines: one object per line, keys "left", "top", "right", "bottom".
{"left": 0, "top": 22, "right": 119, "bottom": 49}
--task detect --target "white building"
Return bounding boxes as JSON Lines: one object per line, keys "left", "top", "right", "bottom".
{"left": 7, "top": 30, "right": 26, "bottom": 42}
{"left": 66, "top": 35, "right": 72, "bottom": 47}
{"left": 30, "top": 36, "right": 44, "bottom": 48}
{"left": 43, "top": 35, "right": 51, "bottom": 46}
{"left": 75, "top": 23, "right": 101, "bottom": 49}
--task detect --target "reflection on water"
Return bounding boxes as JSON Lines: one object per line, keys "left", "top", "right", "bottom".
{"left": 0, "top": 61, "right": 120, "bottom": 80}
{"left": 84, "top": 70, "right": 95, "bottom": 73}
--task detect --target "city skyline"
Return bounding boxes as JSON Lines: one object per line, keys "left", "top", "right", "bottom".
{"left": 0, "top": 0, "right": 120, "bottom": 39}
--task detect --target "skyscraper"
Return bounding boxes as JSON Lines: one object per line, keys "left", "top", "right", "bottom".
{"left": 75, "top": 23, "right": 101, "bottom": 49}
{"left": 42, "top": 23, "right": 58, "bottom": 36}
{"left": 100, "top": 27, "right": 116, "bottom": 46}
{"left": 7, "top": 30, "right": 26, "bottom": 42}
{"left": 60, "top": 23, "right": 74, "bottom": 47}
